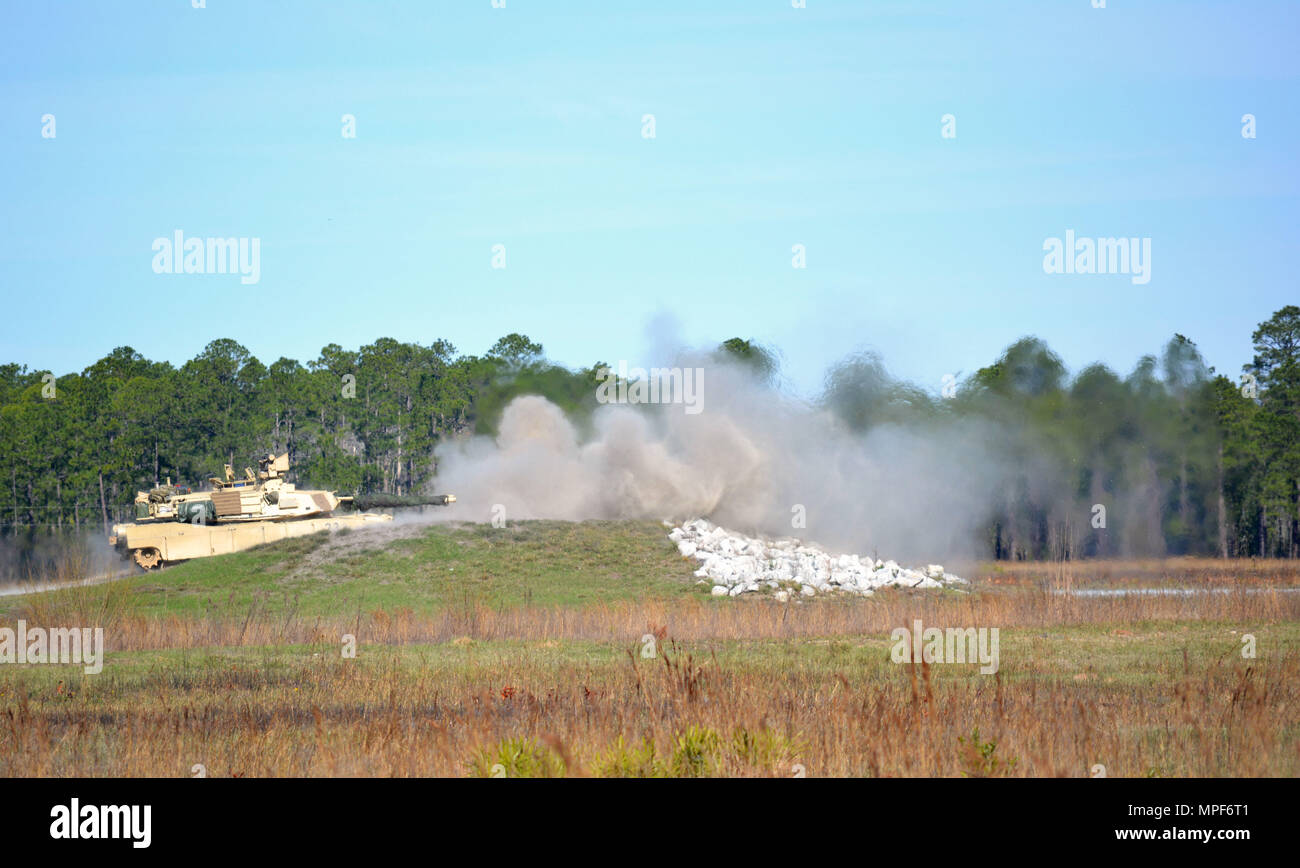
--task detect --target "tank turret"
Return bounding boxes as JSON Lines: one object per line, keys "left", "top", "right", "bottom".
{"left": 203, "top": 452, "right": 351, "bottom": 522}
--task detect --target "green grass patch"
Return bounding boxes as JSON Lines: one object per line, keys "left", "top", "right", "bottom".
{"left": 1, "top": 520, "right": 701, "bottom": 619}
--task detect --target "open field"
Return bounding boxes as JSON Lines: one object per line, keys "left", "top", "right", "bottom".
{"left": 1, "top": 521, "right": 1298, "bottom": 777}
{"left": 0, "top": 521, "right": 701, "bottom": 619}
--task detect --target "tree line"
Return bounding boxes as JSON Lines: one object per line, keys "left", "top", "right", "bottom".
{"left": 2, "top": 307, "right": 1297, "bottom": 559}
{"left": 819, "top": 306, "right": 1300, "bottom": 559}
{"left": 0, "top": 332, "right": 593, "bottom": 532}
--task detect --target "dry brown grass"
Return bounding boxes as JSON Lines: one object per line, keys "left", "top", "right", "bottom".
{"left": 976, "top": 557, "right": 1300, "bottom": 589}
{"left": 1, "top": 632, "right": 1294, "bottom": 778}
{"left": 2, "top": 556, "right": 1298, "bottom": 777}
{"left": 15, "top": 580, "right": 1295, "bottom": 650}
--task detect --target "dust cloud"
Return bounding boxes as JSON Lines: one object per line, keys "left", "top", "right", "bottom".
{"left": 433, "top": 359, "right": 1006, "bottom": 565}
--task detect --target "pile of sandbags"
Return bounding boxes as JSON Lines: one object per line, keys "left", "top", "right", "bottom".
{"left": 668, "top": 518, "right": 966, "bottom": 599}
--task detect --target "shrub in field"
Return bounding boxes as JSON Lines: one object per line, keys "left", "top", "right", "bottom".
{"left": 957, "top": 728, "right": 1018, "bottom": 778}
{"left": 669, "top": 725, "right": 723, "bottom": 777}
{"left": 590, "top": 736, "right": 663, "bottom": 778}
{"left": 587, "top": 727, "right": 802, "bottom": 777}
{"left": 468, "top": 737, "right": 566, "bottom": 778}
{"left": 728, "top": 727, "right": 804, "bottom": 774}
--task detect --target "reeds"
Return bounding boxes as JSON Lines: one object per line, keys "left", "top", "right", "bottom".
{"left": 1, "top": 556, "right": 1297, "bottom": 777}
{"left": 22, "top": 583, "right": 1289, "bottom": 651}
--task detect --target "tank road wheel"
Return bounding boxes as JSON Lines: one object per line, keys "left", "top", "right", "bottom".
{"left": 133, "top": 548, "right": 163, "bottom": 570}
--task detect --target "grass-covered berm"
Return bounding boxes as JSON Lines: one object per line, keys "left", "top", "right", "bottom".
{"left": 1, "top": 521, "right": 1297, "bottom": 777}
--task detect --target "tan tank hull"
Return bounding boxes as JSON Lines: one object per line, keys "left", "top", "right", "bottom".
{"left": 110, "top": 513, "right": 393, "bottom": 569}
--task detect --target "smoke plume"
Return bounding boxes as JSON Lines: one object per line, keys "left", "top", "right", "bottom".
{"left": 434, "top": 356, "right": 1006, "bottom": 566}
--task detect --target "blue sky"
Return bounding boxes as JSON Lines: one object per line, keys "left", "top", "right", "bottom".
{"left": 2, "top": 0, "right": 1297, "bottom": 396}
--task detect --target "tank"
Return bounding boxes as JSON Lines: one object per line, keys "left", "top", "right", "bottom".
{"left": 109, "top": 452, "right": 456, "bottom": 570}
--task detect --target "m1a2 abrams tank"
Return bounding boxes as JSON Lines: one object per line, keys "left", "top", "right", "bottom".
{"left": 109, "top": 452, "right": 456, "bottom": 570}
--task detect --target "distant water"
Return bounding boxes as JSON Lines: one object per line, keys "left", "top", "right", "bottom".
{"left": 1055, "top": 587, "right": 1300, "bottom": 598}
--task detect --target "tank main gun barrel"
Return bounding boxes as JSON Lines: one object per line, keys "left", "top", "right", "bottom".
{"left": 348, "top": 494, "right": 456, "bottom": 510}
